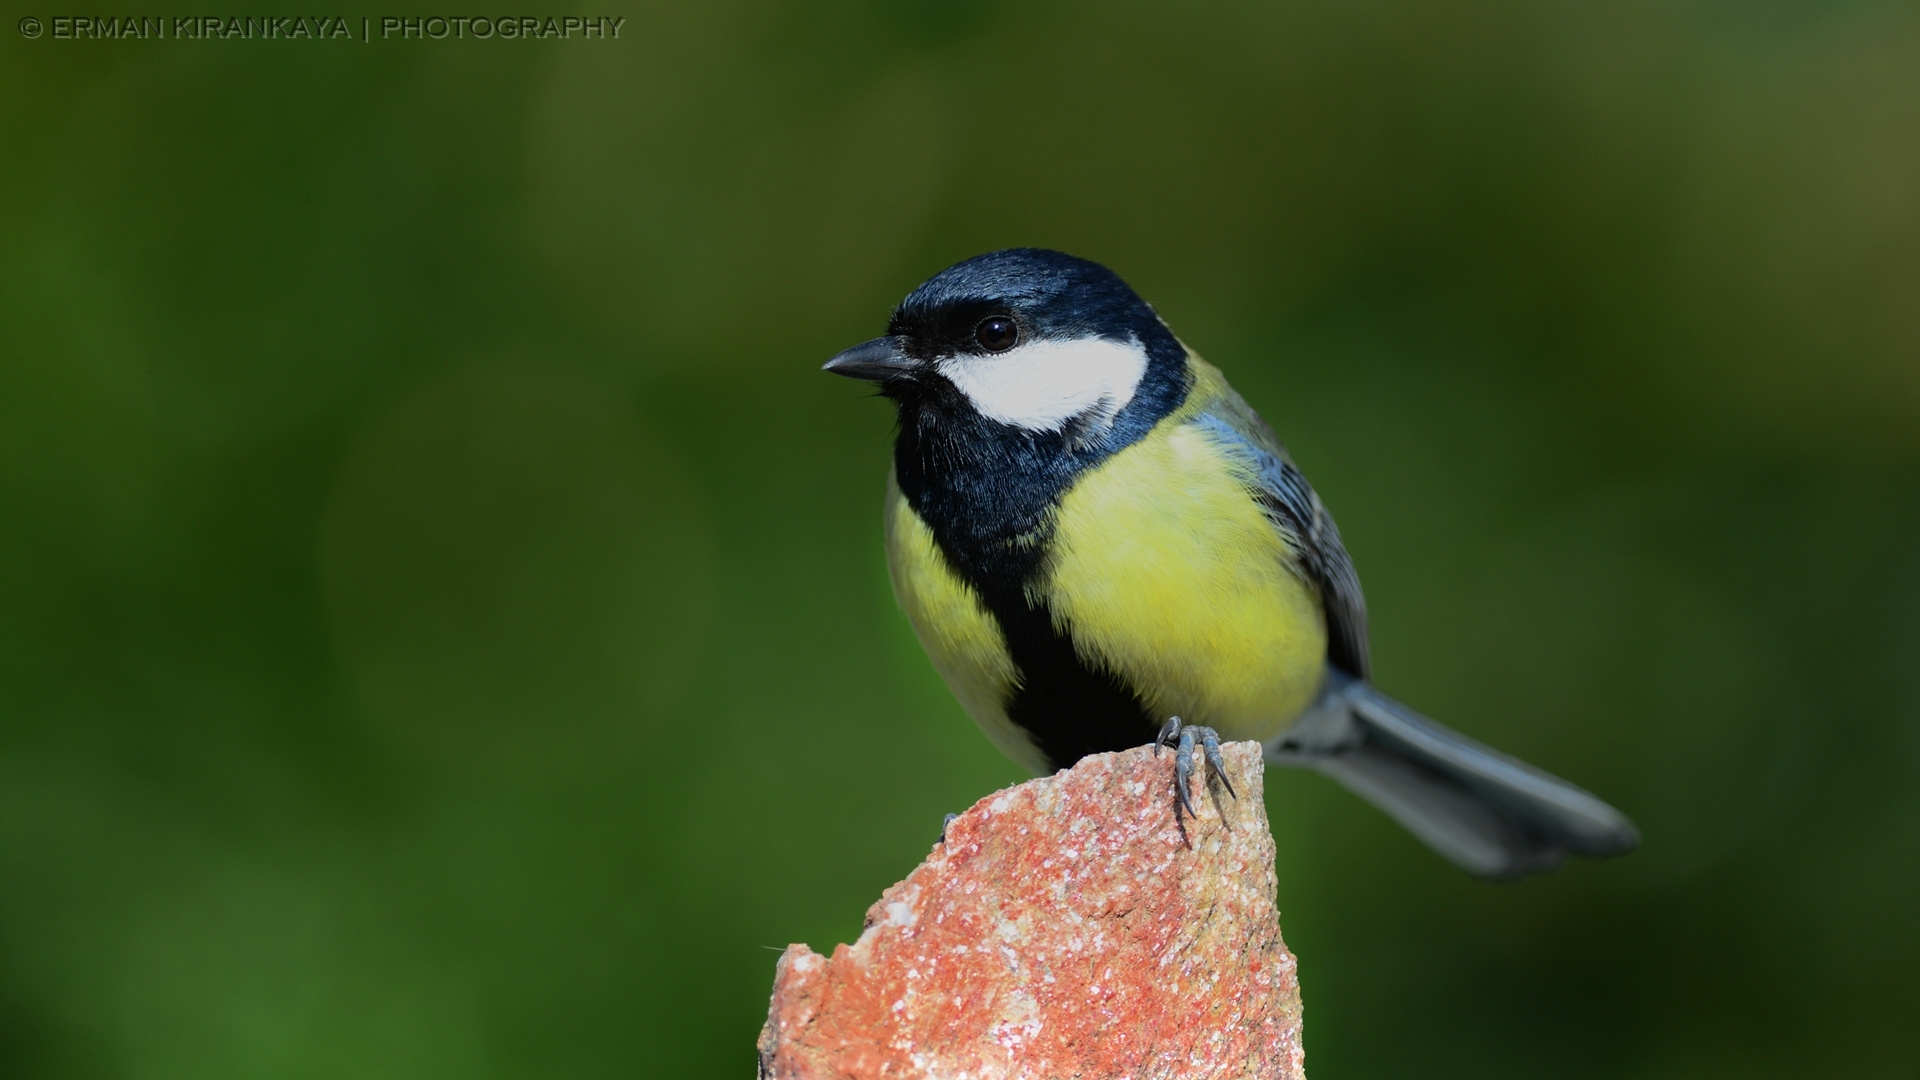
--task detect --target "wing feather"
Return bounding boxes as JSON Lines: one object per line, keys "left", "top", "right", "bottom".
{"left": 1188, "top": 378, "right": 1371, "bottom": 680}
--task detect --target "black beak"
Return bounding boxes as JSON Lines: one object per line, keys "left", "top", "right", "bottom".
{"left": 823, "top": 336, "right": 914, "bottom": 382}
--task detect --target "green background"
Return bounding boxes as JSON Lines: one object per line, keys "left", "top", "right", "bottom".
{"left": 4, "top": 2, "right": 1918, "bottom": 1076}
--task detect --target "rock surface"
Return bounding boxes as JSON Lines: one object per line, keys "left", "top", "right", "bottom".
{"left": 758, "top": 741, "right": 1304, "bottom": 1080}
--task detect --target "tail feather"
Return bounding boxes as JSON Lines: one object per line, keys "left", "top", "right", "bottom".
{"left": 1266, "top": 675, "right": 1639, "bottom": 880}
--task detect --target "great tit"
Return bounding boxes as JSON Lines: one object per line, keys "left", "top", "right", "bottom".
{"left": 825, "top": 248, "right": 1638, "bottom": 879}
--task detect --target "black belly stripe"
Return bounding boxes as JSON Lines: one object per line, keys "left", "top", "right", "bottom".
{"left": 971, "top": 577, "right": 1160, "bottom": 772}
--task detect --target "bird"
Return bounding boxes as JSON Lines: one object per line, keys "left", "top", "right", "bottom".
{"left": 824, "top": 248, "right": 1638, "bottom": 879}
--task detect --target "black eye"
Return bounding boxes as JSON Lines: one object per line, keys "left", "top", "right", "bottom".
{"left": 975, "top": 316, "right": 1018, "bottom": 352}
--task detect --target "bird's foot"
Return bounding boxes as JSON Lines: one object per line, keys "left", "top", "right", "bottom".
{"left": 1155, "top": 716, "right": 1237, "bottom": 819}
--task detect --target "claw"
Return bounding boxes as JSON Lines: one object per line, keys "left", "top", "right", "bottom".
{"left": 1156, "top": 716, "right": 1182, "bottom": 758}
{"left": 1201, "top": 731, "right": 1237, "bottom": 800}
{"left": 1159, "top": 718, "right": 1236, "bottom": 820}
{"left": 1174, "top": 726, "right": 1197, "bottom": 818}
{"left": 939, "top": 812, "right": 959, "bottom": 844}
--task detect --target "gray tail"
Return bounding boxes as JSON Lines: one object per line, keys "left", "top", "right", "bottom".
{"left": 1265, "top": 674, "right": 1639, "bottom": 880}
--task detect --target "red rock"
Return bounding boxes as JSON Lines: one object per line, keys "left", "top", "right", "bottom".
{"left": 758, "top": 741, "right": 1305, "bottom": 1080}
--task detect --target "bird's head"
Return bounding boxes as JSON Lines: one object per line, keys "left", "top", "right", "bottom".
{"left": 823, "top": 249, "right": 1188, "bottom": 437}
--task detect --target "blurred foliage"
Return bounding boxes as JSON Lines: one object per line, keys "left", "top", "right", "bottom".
{"left": 2, "top": 1, "right": 1918, "bottom": 1076}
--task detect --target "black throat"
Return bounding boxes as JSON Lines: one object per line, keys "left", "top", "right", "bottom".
{"left": 890, "top": 342, "right": 1190, "bottom": 771}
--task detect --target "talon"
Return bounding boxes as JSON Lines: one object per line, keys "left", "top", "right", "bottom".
{"left": 1163, "top": 720, "right": 1235, "bottom": 819}
{"left": 1175, "top": 727, "right": 1197, "bottom": 818}
{"left": 1201, "top": 731, "right": 1237, "bottom": 800}
{"left": 939, "top": 812, "right": 959, "bottom": 844}
{"left": 1156, "top": 716, "right": 1182, "bottom": 758}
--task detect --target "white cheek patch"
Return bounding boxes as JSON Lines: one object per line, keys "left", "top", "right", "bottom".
{"left": 936, "top": 336, "right": 1150, "bottom": 433}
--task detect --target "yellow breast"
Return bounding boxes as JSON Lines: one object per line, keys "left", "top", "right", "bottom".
{"left": 1040, "top": 419, "right": 1328, "bottom": 743}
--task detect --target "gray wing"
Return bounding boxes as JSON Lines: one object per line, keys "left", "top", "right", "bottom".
{"left": 1191, "top": 403, "right": 1370, "bottom": 680}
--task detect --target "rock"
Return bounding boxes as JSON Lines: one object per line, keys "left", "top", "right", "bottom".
{"left": 758, "top": 741, "right": 1305, "bottom": 1080}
